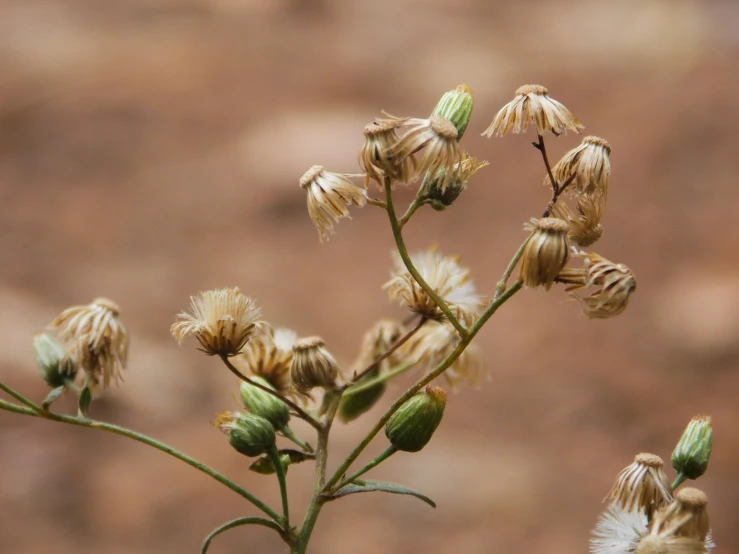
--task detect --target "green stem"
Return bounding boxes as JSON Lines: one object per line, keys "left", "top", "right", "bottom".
{"left": 399, "top": 195, "right": 425, "bottom": 228}
{"left": 268, "top": 446, "right": 290, "bottom": 526}
{"left": 367, "top": 197, "right": 387, "bottom": 209}
{"left": 493, "top": 238, "right": 529, "bottom": 300}
{"left": 334, "top": 446, "right": 397, "bottom": 491}
{"left": 280, "top": 426, "right": 313, "bottom": 453}
{"left": 220, "top": 355, "right": 321, "bottom": 430}
{"left": 343, "top": 362, "right": 415, "bottom": 397}
{"left": 671, "top": 473, "right": 688, "bottom": 491}
{"left": 0, "top": 382, "right": 43, "bottom": 413}
{"left": 0, "top": 395, "right": 281, "bottom": 522}
{"left": 384, "top": 177, "right": 469, "bottom": 339}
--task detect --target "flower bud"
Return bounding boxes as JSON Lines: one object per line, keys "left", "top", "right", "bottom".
{"left": 425, "top": 152, "right": 488, "bottom": 208}
{"left": 33, "top": 333, "right": 77, "bottom": 387}
{"left": 385, "top": 386, "right": 446, "bottom": 452}
{"left": 519, "top": 218, "right": 570, "bottom": 290}
{"left": 239, "top": 376, "right": 290, "bottom": 431}
{"left": 338, "top": 368, "right": 386, "bottom": 423}
{"left": 217, "top": 412, "right": 276, "bottom": 458}
{"left": 290, "top": 337, "right": 341, "bottom": 393}
{"left": 431, "top": 84, "right": 474, "bottom": 140}
{"left": 671, "top": 415, "right": 712, "bottom": 480}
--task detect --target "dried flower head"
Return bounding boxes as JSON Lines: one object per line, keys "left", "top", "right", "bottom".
{"left": 634, "top": 534, "right": 706, "bottom": 554}
{"left": 359, "top": 118, "right": 415, "bottom": 188}
{"left": 482, "top": 84, "right": 584, "bottom": 137}
{"left": 546, "top": 136, "right": 611, "bottom": 200}
{"left": 557, "top": 251, "right": 637, "bottom": 319}
{"left": 384, "top": 248, "right": 483, "bottom": 326}
{"left": 171, "top": 287, "right": 263, "bottom": 357}
{"left": 233, "top": 325, "right": 297, "bottom": 396}
{"left": 590, "top": 504, "right": 648, "bottom": 554}
{"left": 400, "top": 320, "right": 484, "bottom": 387}
{"left": 299, "top": 165, "right": 367, "bottom": 241}
{"left": 606, "top": 453, "right": 672, "bottom": 518}
{"left": 655, "top": 488, "right": 710, "bottom": 542}
{"left": 519, "top": 218, "right": 571, "bottom": 290}
{"left": 50, "top": 297, "right": 129, "bottom": 389}
{"left": 551, "top": 195, "right": 605, "bottom": 247}
{"left": 353, "top": 319, "right": 404, "bottom": 372}
{"left": 389, "top": 115, "right": 462, "bottom": 190}
{"left": 290, "top": 337, "right": 341, "bottom": 393}
{"left": 425, "top": 151, "right": 489, "bottom": 208}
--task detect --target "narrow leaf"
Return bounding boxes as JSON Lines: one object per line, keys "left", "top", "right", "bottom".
{"left": 201, "top": 517, "right": 283, "bottom": 554}
{"left": 77, "top": 386, "right": 92, "bottom": 418}
{"left": 42, "top": 386, "right": 65, "bottom": 410}
{"left": 327, "top": 479, "right": 436, "bottom": 508}
{"left": 249, "top": 449, "right": 315, "bottom": 475}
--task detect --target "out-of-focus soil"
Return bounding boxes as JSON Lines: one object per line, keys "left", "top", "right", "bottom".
{"left": 1, "top": 1, "right": 738, "bottom": 553}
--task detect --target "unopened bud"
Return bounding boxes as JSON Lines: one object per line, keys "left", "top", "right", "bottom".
{"left": 217, "top": 412, "right": 276, "bottom": 458}
{"left": 33, "top": 333, "right": 77, "bottom": 387}
{"left": 239, "top": 376, "right": 290, "bottom": 431}
{"left": 431, "top": 84, "right": 474, "bottom": 140}
{"left": 672, "top": 415, "right": 712, "bottom": 480}
{"left": 338, "top": 368, "right": 386, "bottom": 423}
{"left": 290, "top": 337, "right": 341, "bottom": 393}
{"left": 385, "top": 386, "right": 446, "bottom": 452}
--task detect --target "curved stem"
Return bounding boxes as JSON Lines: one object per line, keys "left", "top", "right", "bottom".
{"left": 0, "top": 382, "right": 43, "bottom": 413}
{"left": 399, "top": 195, "right": 425, "bottom": 228}
{"left": 280, "top": 426, "right": 313, "bottom": 453}
{"left": 346, "top": 317, "right": 427, "bottom": 386}
{"left": 335, "top": 446, "right": 397, "bottom": 491}
{"left": 384, "top": 177, "right": 469, "bottom": 339}
{"left": 267, "top": 446, "right": 290, "bottom": 526}
{"left": 0, "top": 396, "right": 281, "bottom": 522}
{"left": 671, "top": 473, "right": 688, "bottom": 491}
{"left": 367, "top": 197, "right": 387, "bottom": 209}
{"left": 219, "top": 355, "right": 321, "bottom": 431}
{"left": 201, "top": 516, "right": 289, "bottom": 553}
{"left": 343, "top": 362, "right": 415, "bottom": 397}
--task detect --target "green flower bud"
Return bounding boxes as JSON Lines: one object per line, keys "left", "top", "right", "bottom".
{"left": 385, "top": 386, "right": 446, "bottom": 452}
{"left": 217, "top": 412, "right": 276, "bottom": 458}
{"left": 424, "top": 153, "right": 489, "bottom": 209}
{"left": 33, "top": 333, "right": 77, "bottom": 387}
{"left": 431, "top": 84, "right": 474, "bottom": 140}
{"left": 338, "top": 368, "right": 386, "bottom": 423}
{"left": 672, "top": 415, "right": 712, "bottom": 480}
{"left": 240, "top": 376, "right": 290, "bottom": 431}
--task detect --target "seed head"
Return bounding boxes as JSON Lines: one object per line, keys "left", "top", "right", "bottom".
{"left": 519, "top": 218, "right": 571, "bottom": 290}
{"left": 171, "top": 287, "right": 263, "bottom": 357}
{"left": 384, "top": 248, "right": 483, "bottom": 325}
{"left": 233, "top": 326, "right": 297, "bottom": 397}
{"left": 299, "top": 165, "right": 367, "bottom": 241}
{"left": 290, "top": 337, "right": 341, "bottom": 393}
{"left": 50, "top": 297, "right": 129, "bottom": 389}
{"left": 590, "top": 504, "right": 648, "bottom": 554}
{"left": 605, "top": 453, "right": 672, "bottom": 518}
{"left": 482, "top": 84, "right": 584, "bottom": 137}
{"left": 546, "top": 136, "right": 611, "bottom": 200}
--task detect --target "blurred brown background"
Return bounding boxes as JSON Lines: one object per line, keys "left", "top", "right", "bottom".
{"left": 1, "top": 0, "right": 738, "bottom": 552}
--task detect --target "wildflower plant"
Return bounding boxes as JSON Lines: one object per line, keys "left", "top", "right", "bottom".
{"left": 0, "top": 83, "right": 717, "bottom": 553}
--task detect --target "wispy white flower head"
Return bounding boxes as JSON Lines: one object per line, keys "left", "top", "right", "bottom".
{"left": 590, "top": 504, "right": 648, "bottom": 554}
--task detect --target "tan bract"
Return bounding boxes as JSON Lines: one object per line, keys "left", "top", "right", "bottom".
{"left": 389, "top": 115, "right": 462, "bottom": 190}
{"left": 519, "top": 218, "right": 571, "bottom": 290}
{"left": 605, "top": 453, "right": 672, "bottom": 518}
{"left": 634, "top": 535, "right": 705, "bottom": 554}
{"left": 551, "top": 194, "right": 606, "bottom": 247}
{"left": 171, "top": 287, "right": 263, "bottom": 357}
{"left": 547, "top": 136, "right": 611, "bottom": 200}
{"left": 299, "top": 165, "right": 367, "bottom": 241}
{"left": 359, "top": 118, "right": 415, "bottom": 188}
{"left": 400, "top": 320, "right": 484, "bottom": 387}
{"left": 234, "top": 325, "right": 297, "bottom": 396}
{"left": 557, "top": 251, "right": 637, "bottom": 319}
{"left": 50, "top": 297, "right": 129, "bottom": 389}
{"left": 290, "top": 336, "right": 341, "bottom": 393}
{"left": 384, "top": 248, "right": 483, "bottom": 326}
{"left": 482, "top": 84, "right": 584, "bottom": 137}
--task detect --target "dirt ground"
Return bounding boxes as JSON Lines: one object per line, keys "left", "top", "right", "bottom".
{"left": 1, "top": 1, "right": 738, "bottom": 553}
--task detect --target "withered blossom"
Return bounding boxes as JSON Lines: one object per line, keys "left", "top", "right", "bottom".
{"left": 50, "top": 297, "right": 129, "bottom": 389}
{"left": 299, "top": 165, "right": 367, "bottom": 241}
{"left": 353, "top": 319, "right": 404, "bottom": 372}
{"left": 551, "top": 194, "right": 605, "bottom": 247}
{"left": 519, "top": 218, "right": 571, "bottom": 290}
{"left": 359, "top": 118, "right": 415, "bottom": 188}
{"left": 290, "top": 337, "right": 341, "bottom": 393}
{"left": 655, "top": 488, "right": 710, "bottom": 542}
{"left": 384, "top": 248, "right": 483, "bottom": 326}
{"left": 605, "top": 453, "right": 672, "bottom": 518}
{"left": 557, "top": 251, "right": 636, "bottom": 319}
{"left": 389, "top": 115, "right": 462, "bottom": 190}
{"left": 171, "top": 287, "right": 263, "bottom": 357}
{"left": 546, "top": 136, "right": 611, "bottom": 199}
{"left": 425, "top": 151, "right": 489, "bottom": 207}
{"left": 233, "top": 325, "right": 297, "bottom": 396}
{"left": 482, "top": 84, "right": 583, "bottom": 137}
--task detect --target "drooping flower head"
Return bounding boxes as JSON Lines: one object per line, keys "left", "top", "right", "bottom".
{"left": 384, "top": 248, "right": 483, "bottom": 326}
{"left": 482, "top": 84, "right": 584, "bottom": 137}
{"left": 605, "top": 453, "right": 673, "bottom": 518}
{"left": 299, "top": 165, "right": 367, "bottom": 241}
{"left": 359, "top": 118, "right": 415, "bottom": 188}
{"left": 425, "top": 151, "right": 489, "bottom": 208}
{"left": 290, "top": 336, "right": 341, "bottom": 393}
{"left": 171, "top": 287, "right": 263, "bottom": 357}
{"left": 519, "top": 218, "right": 571, "bottom": 290}
{"left": 233, "top": 325, "right": 297, "bottom": 396}
{"left": 551, "top": 194, "right": 605, "bottom": 248}
{"left": 50, "top": 297, "right": 129, "bottom": 389}
{"left": 546, "top": 136, "right": 611, "bottom": 199}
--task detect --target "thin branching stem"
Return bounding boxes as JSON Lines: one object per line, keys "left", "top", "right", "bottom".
{"left": 267, "top": 446, "right": 290, "bottom": 526}
{"left": 343, "top": 362, "right": 416, "bottom": 397}
{"left": 399, "top": 195, "right": 426, "bottom": 228}
{"left": 219, "top": 355, "right": 322, "bottom": 431}
{"left": 0, "top": 392, "right": 281, "bottom": 522}
{"left": 493, "top": 238, "right": 529, "bottom": 300}
{"left": 384, "top": 177, "right": 469, "bottom": 339}
{"left": 0, "top": 382, "right": 44, "bottom": 413}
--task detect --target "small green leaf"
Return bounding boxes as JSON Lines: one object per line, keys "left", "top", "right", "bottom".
{"left": 327, "top": 479, "right": 436, "bottom": 508}
{"left": 249, "top": 449, "right": 315, "bottom": 475}
{"left": 77, "top": 386, "right": 92, "bottom": 418}
{"left": 201, "top": 517, "right": 283, "bottom": 553}
{"left": 42, "top": 386, "right": 65, "bottom": 411}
